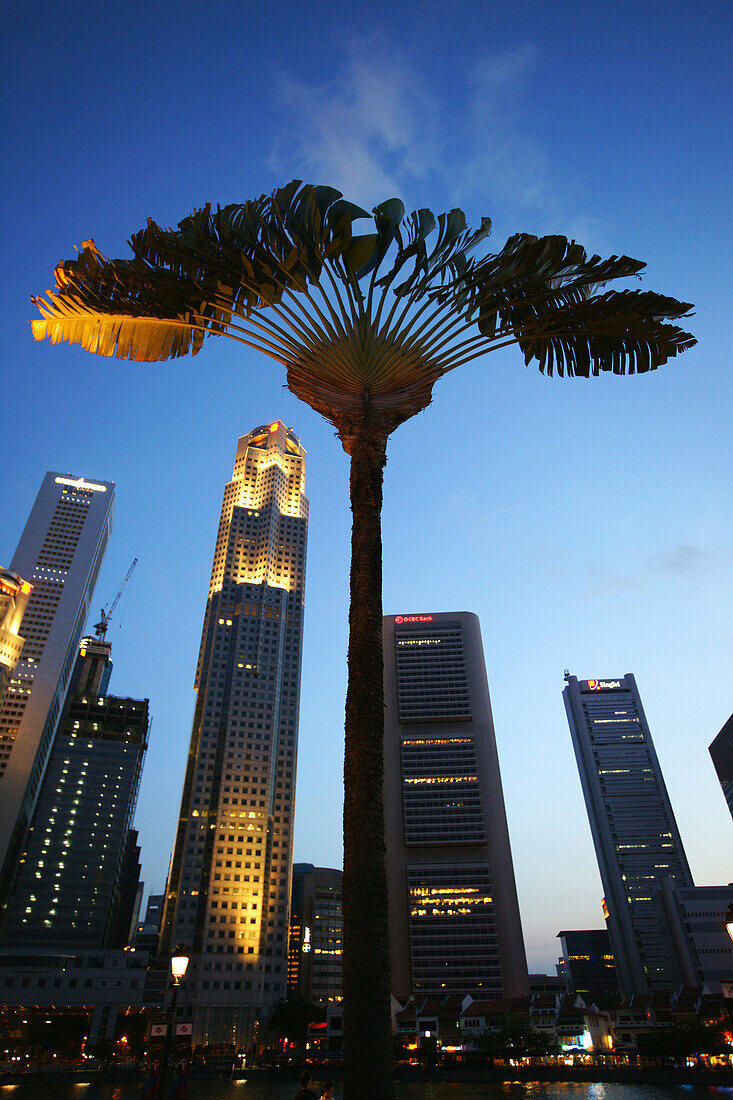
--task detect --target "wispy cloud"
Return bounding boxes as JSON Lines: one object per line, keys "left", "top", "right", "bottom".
{"left": 453, "top": 45, "right": 551, "bottom": 213}
{"left": 530, "top": 541, "right": 729, "bottom": 596}
{"left": 647, "top": 545, "right": 705, "bottom": 575}
{"left": 580, "top": 544, "right": 727, "bottom": 596}
{"left": 267, "top": 36, "right": 442, "bottom": 207}
{"left": 266, "top": 35, "right": 592, "bottom": 234}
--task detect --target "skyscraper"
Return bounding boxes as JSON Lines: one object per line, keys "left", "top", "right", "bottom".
{"left": 709, "top": 714, "right": 733, "bottom": 823}
{"left": 556, "top": 928, "right": 620, "bottom": 1005}
{"left": 159, "top": 421, "right": 308, "bottom": 1046}
{"left": 1, "top": 636, "right": 148, "bottom": 949}
{"left": 563, "top": 673, "right": 693, "bottom": 997}
{"left": 0, "top": 473, "right": 114, "bottom": 911}
{"left": 383, "top": 611, "right": 529, "bottom": 1002}
{"left": 288, "top": 864, "right": 343, "bottom": 1004}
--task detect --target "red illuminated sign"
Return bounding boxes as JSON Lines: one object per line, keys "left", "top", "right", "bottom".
{"left": 585, "top": 679, "right": 622, "bottom": 692}
{"left": 394, "top": 615, "right": 433, "bottom": 625}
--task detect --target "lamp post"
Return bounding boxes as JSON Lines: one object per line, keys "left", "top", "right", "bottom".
{"left": 159, "top": 945, "right": 189, "bottom": 1099}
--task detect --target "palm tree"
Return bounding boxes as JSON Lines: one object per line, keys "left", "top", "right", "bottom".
{"left": 32, "top": 181, "right": 695, "bottom": 1100}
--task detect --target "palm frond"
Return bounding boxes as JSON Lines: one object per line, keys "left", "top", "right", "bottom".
{"left": 472, "top": 233, "right": 647, "bottom": 333}
{"left": 514, "top": 289, "right": 696, "bottom": 376}
{"left": 31, "top": 182, "right": 696, "bottom": 436}
{"left": 32, "top": 297, "right": 201, "bottom": 360}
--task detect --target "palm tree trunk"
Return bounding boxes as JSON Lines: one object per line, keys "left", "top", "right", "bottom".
{"left": 342, "top": 424, "right": 394, "bottom": 1100}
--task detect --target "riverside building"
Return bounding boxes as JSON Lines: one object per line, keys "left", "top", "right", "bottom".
{"left": 383, "top": 611, "right": 529, "bottom": 1002}
{"left": 563, "top": 673, "right": 693, "bottom": 997}
{"left": 0, "top": 473, "right": 114, "bottom": 915}
{"left": 159, "top": 422, "right": 308, "bottom": 1047}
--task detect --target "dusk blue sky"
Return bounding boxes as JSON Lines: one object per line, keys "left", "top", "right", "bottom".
{"left": 2, "top": 0, "right": 731, "bottom": 972}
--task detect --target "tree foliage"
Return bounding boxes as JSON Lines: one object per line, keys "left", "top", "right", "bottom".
{"left": 636, "top": 1022, "right": 730, "bottom": 1062}
{"left": 32, "top": 181, "right": 695, "bottom": 451}
{"left": 475, "top": 1020, "right": 560, "bottom": 1060}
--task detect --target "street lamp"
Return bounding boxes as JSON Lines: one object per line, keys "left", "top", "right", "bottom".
{"left": 159, "top": 945, "right": 189, "bottom": 1099}
{"left": 171, "top": 947, "right": 190, "bottom": 986}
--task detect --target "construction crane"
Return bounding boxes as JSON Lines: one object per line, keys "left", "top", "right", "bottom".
{"left": 93, "top": 558, "right": 138, "bottom": 641}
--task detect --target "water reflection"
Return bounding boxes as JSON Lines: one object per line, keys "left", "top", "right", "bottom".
{"left": 0, "top": 1081, "right": 725, "bottom": 1100}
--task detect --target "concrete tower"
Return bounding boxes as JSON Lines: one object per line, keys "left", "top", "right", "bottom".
{"left": 383, "top": 611, "right": 529, "bottom": 1002}
{"left": 563, "top": 673, "right": 693, "bottom": 997}
{"left": 0, "top": 473, "right": 114, "bottom": 910}
{"left": 160, "top": 422, "right": 308, "bottom": 1047}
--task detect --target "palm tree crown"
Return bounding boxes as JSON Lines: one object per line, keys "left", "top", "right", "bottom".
{"left": 33, "top": 180, "right": 694, "bottom": 450}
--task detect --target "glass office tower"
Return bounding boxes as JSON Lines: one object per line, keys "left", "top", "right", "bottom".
{"left": 288, "top": 863, "right": 343, "bottom": 1005}
{"left": 1, "top": 637, "right": 148, "bottom": 949}
{"left": 563, "top": 673, "right": 693, "bottom": 996}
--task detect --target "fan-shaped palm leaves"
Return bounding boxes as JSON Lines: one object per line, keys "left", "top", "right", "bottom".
{"left": 32, "top": 181, "right": 695, "bottom": 1100}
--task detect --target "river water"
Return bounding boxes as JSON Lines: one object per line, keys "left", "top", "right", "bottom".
{"left": 0, "top": 1080, "right": 728, "bottom": 1099}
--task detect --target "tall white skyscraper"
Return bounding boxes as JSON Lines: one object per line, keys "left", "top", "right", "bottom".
{"left": 160, "top": 422, "right": 308, "bottom": 1047}
{"left": 563, "top": 673, "right": 693, "bottom": 997}
{"left": 0, "top": 473, "right": 114, "bottom": 910}
{"left": 383, "top": 611, "right": 529, "bottom": 1002}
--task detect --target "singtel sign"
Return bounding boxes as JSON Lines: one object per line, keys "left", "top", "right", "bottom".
{"left": 583, "top": 679, "right": 623, "bottom": 692}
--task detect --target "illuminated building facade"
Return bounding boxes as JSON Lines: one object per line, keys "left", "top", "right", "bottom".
{"left": 288, "top": 864, "right": 342, "bottom": 1004}
{"left": 0, "top": 568, "right": 32, "bottom": 706}
{"left": 563, "top": 673, "right": 693, "bottom": 997}
{"left": 159, "top": 422, "right": 307, "bottom": 1046}
{"left": 0, "top": 473, "right": 114, "bottom": 914}
{"left": 709, "top": 713, "right": 733, "bottom": 823}
{"left": 383, "top": 612, "right": 529, "bottom": 1002}
{"left": 1, "top": 637, "right": 148, "bottom": 949}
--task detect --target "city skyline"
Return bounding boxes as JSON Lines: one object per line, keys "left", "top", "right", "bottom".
{"left": 2, "top": 0, "right": 731, "bottom": 974}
